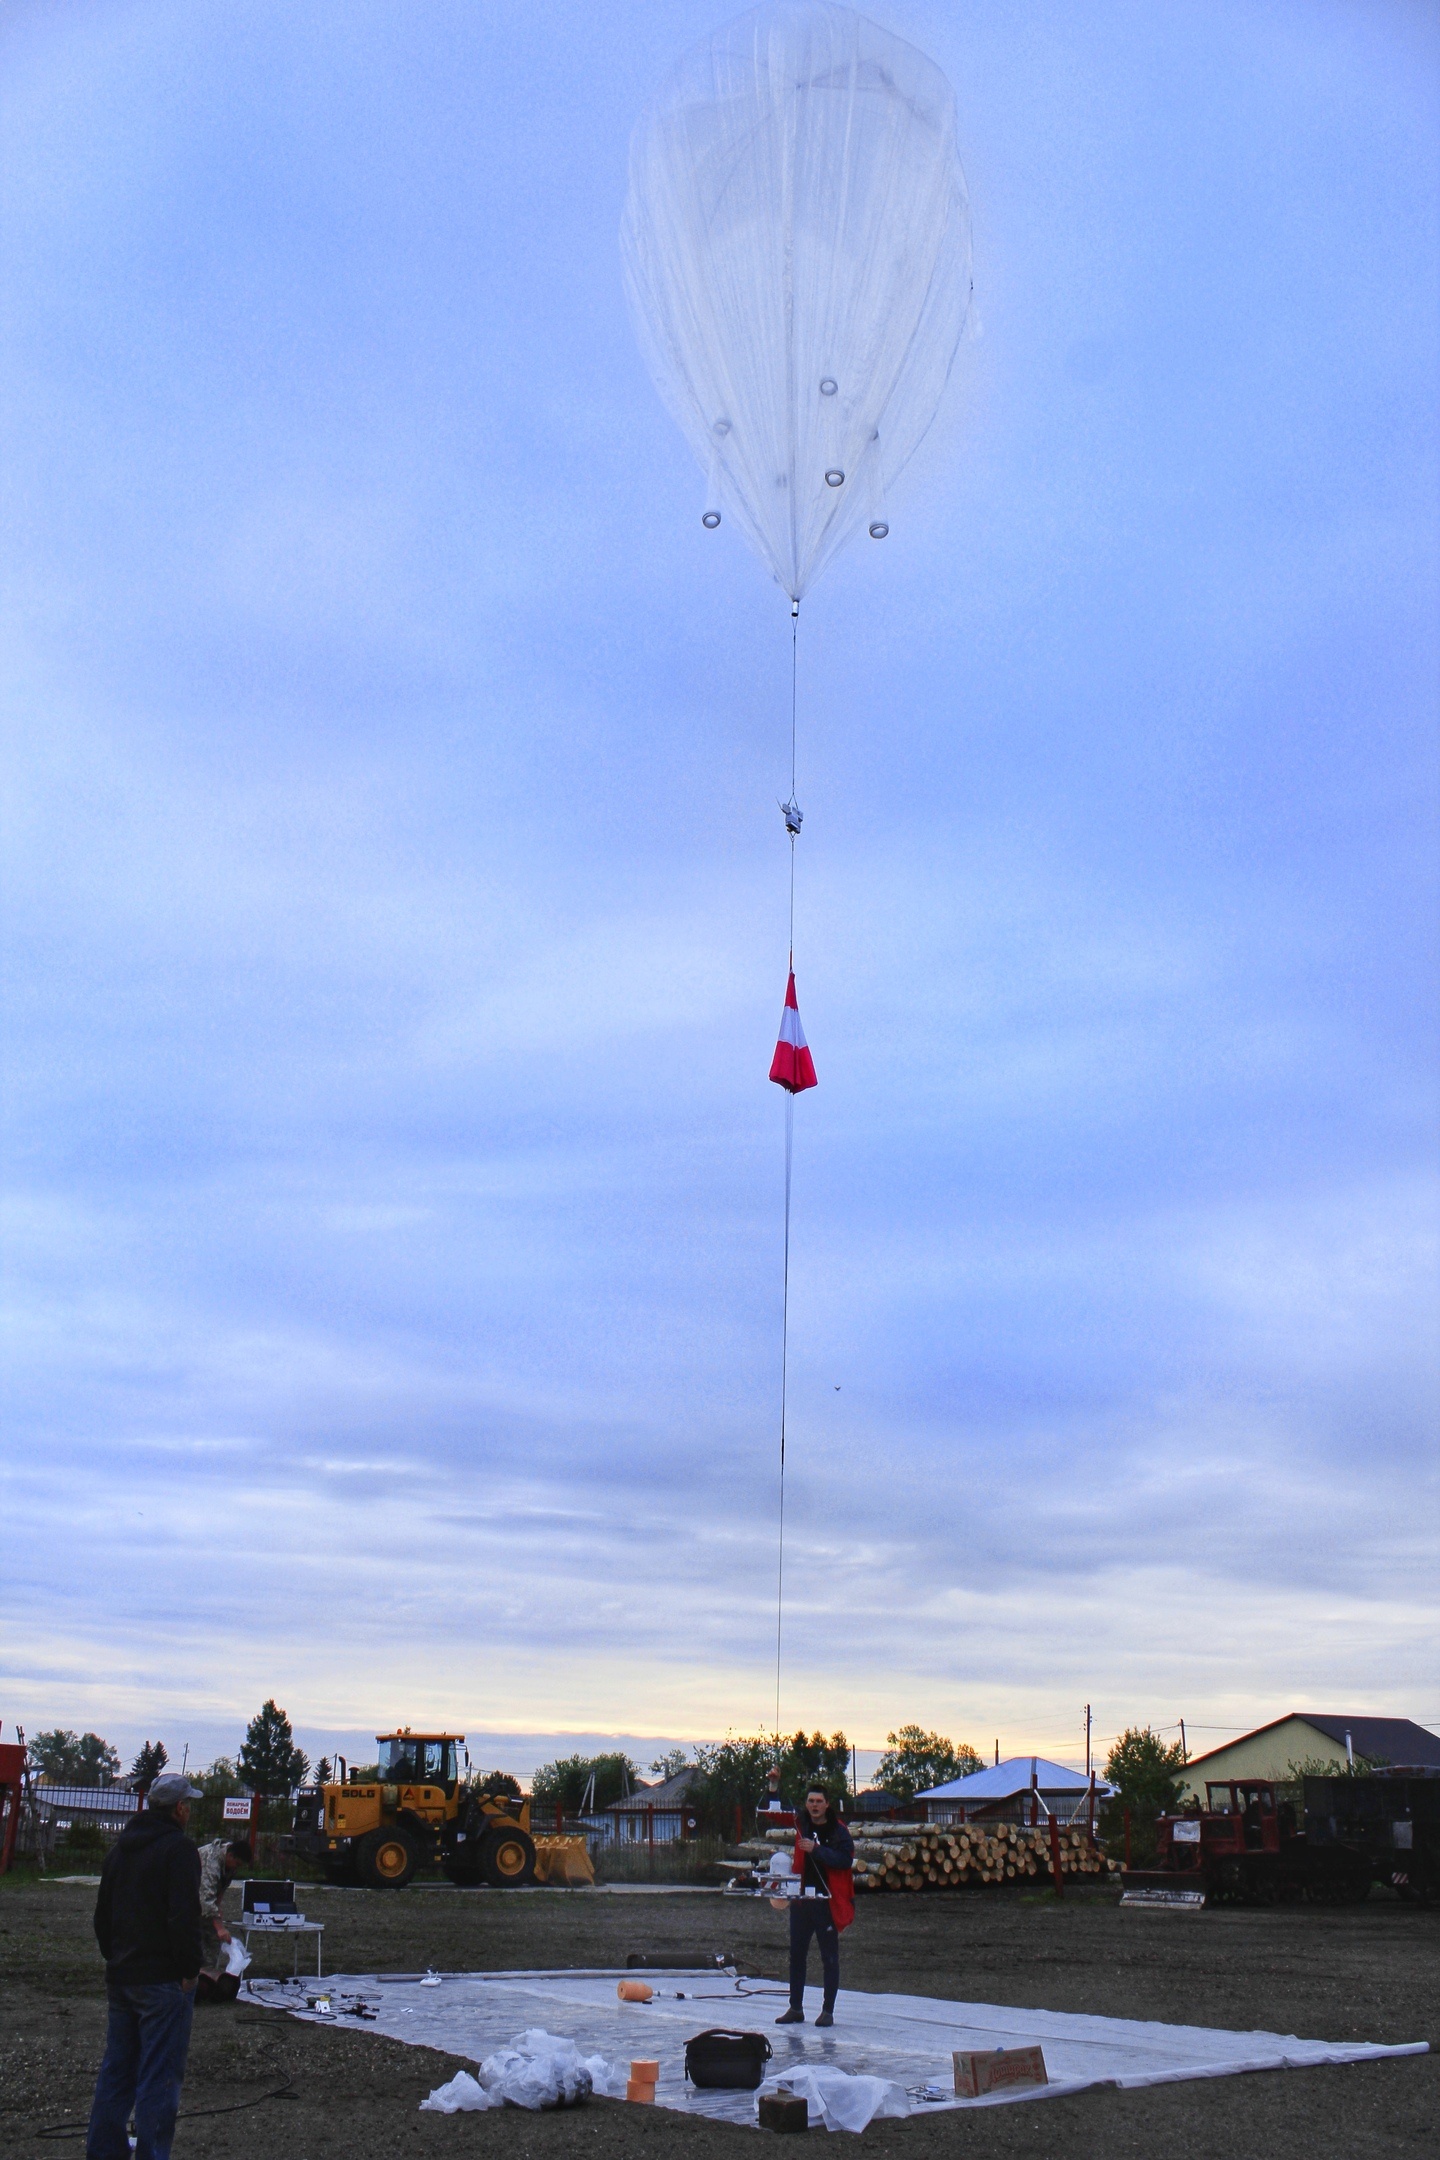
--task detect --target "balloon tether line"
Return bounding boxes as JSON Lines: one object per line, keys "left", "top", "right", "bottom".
{"left": 775, "top": 595, "right": 799, "bottom": 1746}
{"left": 776, "top": 1087, "right": 792, "bottom": 1744}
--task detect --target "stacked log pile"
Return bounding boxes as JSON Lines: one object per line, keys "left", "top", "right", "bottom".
{"left": 746, "top": 1821, "right": 1117, "bottom": 1892}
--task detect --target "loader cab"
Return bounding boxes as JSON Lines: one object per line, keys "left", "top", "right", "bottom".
{"left": 1205, "top": 1781, "right": 1280, "bottom": 1853}
{"left": 378, "top": 1733, "right": 461, "bottom": 1797}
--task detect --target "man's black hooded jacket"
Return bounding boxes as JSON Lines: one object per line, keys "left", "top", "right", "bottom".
{"left": 94, "top": 1809, "right": 204, "bottom": 1984}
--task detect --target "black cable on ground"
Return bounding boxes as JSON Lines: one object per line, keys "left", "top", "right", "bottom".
{"left": 33, "top": 2073, "right": 293, "bottom": 2141}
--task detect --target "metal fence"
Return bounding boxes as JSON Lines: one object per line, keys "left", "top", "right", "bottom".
{"left": 8, "top": 1783, "right": 139, "bottom": 1863}
{"left": 31, "top": 1785, "right": 140, "bottom": 1826}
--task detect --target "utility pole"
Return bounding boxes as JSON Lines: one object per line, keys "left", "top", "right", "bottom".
{"left": 1179, "top": 1719, "right": 1187, "bottom": 1765}
{"left": 1084, "top": 1705, "right": 1091, "bottom": 1781}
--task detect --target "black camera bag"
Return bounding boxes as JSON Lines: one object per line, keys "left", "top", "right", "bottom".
{"left": 683, "top": 2028, "right": 773, "bottom": 2090}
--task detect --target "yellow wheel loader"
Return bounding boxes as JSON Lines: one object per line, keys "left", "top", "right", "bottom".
{"left": 291, "top": 1730, "right": 591, "bottom": 1890}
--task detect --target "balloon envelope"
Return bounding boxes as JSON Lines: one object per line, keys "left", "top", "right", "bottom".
{"left": 622, "top": 0, "right": 971, "bottom": 600}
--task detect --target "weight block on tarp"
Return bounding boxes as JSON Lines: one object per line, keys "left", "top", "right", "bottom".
{"left": 758, "top": 2091, "right": 809, "bottom": 2132}
{"left": 953, "top": 2044, "right": 1047, "bottom": 2097}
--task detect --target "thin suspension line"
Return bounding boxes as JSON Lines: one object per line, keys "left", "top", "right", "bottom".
{"left": 775, "top": 1087, "right": 793, "bottom": 1743}
{"left": 776, "top": 597, "right": 799, "bottom": 1744}
{"left": 788, "top": 601, "right": 798, "bottom": 960}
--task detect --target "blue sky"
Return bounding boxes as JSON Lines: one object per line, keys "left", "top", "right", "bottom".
{"left": 2, "top": 0, "right": 1437, "bottom": 1785}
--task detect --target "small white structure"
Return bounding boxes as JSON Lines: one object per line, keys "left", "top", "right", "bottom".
{"left": 915, "top": 1757, "right": 1111, "bottom": 1827}
{"left": 584, "top": 1767, "right": 700, "bottom": 1847}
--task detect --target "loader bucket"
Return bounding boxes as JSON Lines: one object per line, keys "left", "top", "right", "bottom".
{"left": 532, "top": 1834, "right": 595, "bottom": 1887}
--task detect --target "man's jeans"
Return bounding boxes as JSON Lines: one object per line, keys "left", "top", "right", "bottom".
{"left": 788, "top": 1898, "right": 840, "bottom": 2010}
{"left": 87, "top": 1981, "right": 194, "bottom": 2160}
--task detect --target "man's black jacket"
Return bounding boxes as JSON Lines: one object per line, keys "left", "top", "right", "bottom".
{"left": 94, "top": 1810, "right": 204, "bottom": 1984}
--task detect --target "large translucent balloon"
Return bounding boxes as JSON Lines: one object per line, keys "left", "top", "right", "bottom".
{"left": 621, "top": 0, "right": 971, "bottom": 601}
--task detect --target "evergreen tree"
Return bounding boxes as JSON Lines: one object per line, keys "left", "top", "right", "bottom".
{"left": 312, "top": 1758, "right": 333, "bottom": 1786}
{"left": 237, "top": 1701, "right": 309, "bottom": 1796}
{"left": 129, "top": 1741, "right": 169, "bottom": 1786}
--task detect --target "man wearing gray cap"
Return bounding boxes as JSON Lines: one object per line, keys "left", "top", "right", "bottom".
{"left": 87, "top": 1771, "right": 205, "bottom": 2160}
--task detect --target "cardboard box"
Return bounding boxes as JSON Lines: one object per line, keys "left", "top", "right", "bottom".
{"left": 952, "top": 2045, "right": 1048, "bottom": 2098}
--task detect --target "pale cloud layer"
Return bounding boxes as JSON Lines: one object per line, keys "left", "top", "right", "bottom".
{"left": 2, "top": 0, "right": 1437, "bottom": 1780}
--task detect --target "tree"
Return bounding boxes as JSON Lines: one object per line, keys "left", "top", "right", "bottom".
{"left": 194, "top": 1756, "right": 246, "bottom": 1800}
{"left": 687, "top": 1731, "right": 853, "bottom": 1837}
{"left": 778, "top": 1731, "right": 853, "bottom": 1804}
{"left": 688, "top": 1737, "right": 775, "bottom": 1836}
{"left": 477, "top": 1771, "right": 522, "bottom": 1799}
{"left": 531, "top": 1753, "right": 637, "bottom": 1814}
{"left": 129, "top": 1741, "right": 169, "bottom": 1787}
{"left": 649, "top": 1748, "right": 689, "bottom": 1782}
{"left": 874, "top": 1726, "right": 981, "bottom": 1808}
{"left": 1104, "top": 1728, "right": 1186, "bottom": 1813}
{"left": 1100, "top": 1727, "right": 1186, "bottom": 1864}
{"left": 237, "top": 1701, "right": 309, "bottom": 1797}
{"left": 28, "top": 1730, "right": 120, "bottom": 1786}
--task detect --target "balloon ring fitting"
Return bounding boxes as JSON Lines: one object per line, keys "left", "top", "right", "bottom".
{"left": 825, "top": 469, "right": 845, "bottom": 487}
{"left": 868, "top": 521, "right": 889, "bottom": 539}
{"left": 702, "top": 510, "right": 722, "bottom": 529}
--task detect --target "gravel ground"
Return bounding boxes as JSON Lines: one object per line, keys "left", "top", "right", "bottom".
{"left": 2, "top": 1875, "right": 1434, "bottom": 2156}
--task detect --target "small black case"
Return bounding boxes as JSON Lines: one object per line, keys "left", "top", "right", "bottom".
{"left": 684, "top": 2028, "right": 774, "bottom": 2090}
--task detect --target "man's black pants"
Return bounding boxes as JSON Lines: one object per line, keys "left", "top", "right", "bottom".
{"left": 788, "top": 1898, "right": 839, "bottom": 2010}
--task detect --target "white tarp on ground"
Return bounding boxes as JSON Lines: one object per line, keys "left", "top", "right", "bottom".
{"left": 250, "top": 1967, "right": 1427, "bottom": 2129}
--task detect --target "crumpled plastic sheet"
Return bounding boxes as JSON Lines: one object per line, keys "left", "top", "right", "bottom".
{"left": 757, "top": 2065, "right": 910, "bottom": 2134}
{"left": 420, "top": 2027, "right": 626, "bottom": 2113}
{"left": 223, "top": 1937, "right": 251, "bottom": 1977}
{"left": 420, "top": 2070, "right": 491, "bottom": 2114}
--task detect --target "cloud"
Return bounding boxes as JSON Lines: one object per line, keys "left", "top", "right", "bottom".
{"left": 1, "top": 0, "right": 1436, "bottom": 1770}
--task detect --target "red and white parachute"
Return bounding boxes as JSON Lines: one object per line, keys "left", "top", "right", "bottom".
{"left": 769, "top": 970, "right": 817, "bottom": 1094}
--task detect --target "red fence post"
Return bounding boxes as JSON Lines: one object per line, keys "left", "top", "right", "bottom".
{"left": 0, "top": 1741, "right": 25, "bottom": 1877}
{"left": 1048, "top": 1815, "right": 1065, "bottom": 1898}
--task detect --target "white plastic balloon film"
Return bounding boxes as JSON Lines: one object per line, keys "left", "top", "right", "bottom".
{"left": 622, "top": 1, "right": 971, "bottom": 599}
